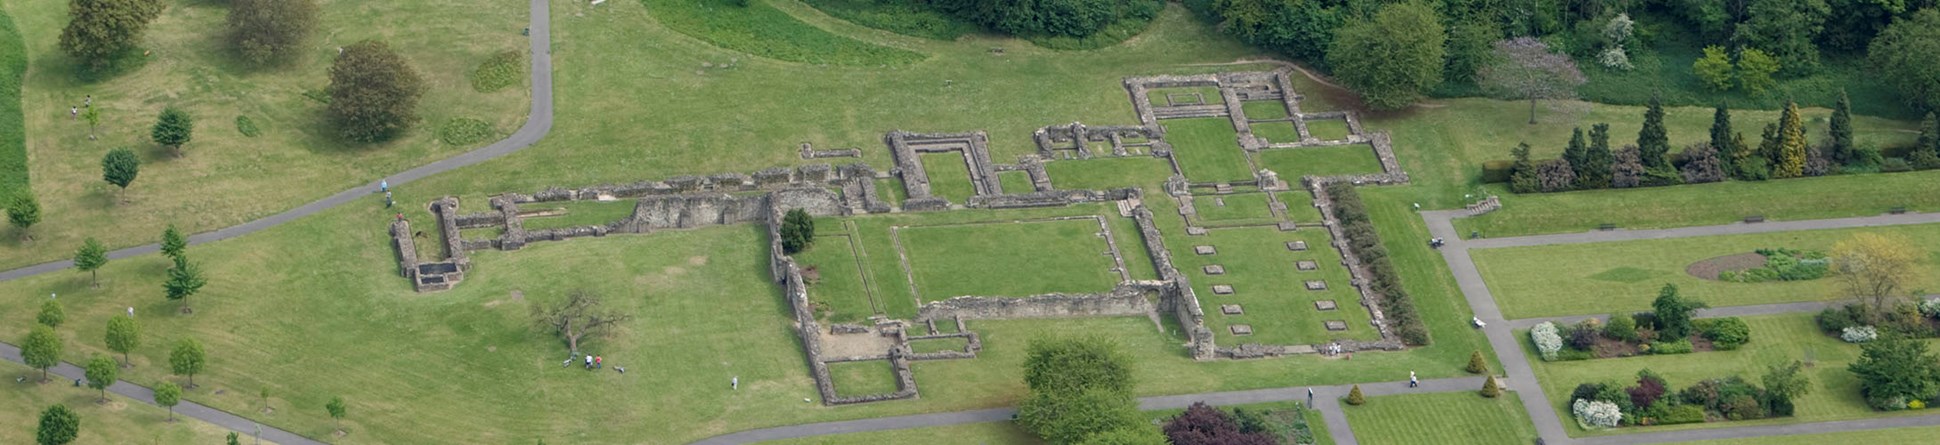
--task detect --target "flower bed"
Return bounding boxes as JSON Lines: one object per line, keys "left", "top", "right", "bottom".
{"left": 1532, "top": 315, "right": 1749, "bottom": 361}
{"left": 1569, "top": 366, "right": 1804, "bottom": 429}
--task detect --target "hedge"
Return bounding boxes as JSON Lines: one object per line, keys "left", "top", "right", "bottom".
{"left": 1323, "top": 182, "right": 1430, "bottom": 345}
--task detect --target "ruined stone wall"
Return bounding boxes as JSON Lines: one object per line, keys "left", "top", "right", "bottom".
{"left": 1307, "top": 181, "right": 1395, "bottom": 342}
{"left": 452, "top": 213, "right": 503, "bottom": 229}
{"left": 503, "top": 163, "right": 876, "bottom": 204}
{"left": 389, "top": 220, "right": 418, "bottom": 278}
{"left": 964, "top": 188, "right": 1136, "bottom": 209}
{"left": 1131, "top": 205, "right": 1217, "bottom": 360}
{"left": 618, "top": 188, "right": 841, "bottom": 233}
{"left": 1466, "top": 195, "right": 1501, "bottom": 216}
{"left": 915, "top": 286, "right": 1157, "bottom": 321}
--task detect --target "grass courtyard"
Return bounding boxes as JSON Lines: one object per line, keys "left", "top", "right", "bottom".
{"left": 1168, "top": 226, "right": 1380, "bottom": 346}
{"left": 1344, "top": 391, "right": 1539, "bottom": 445}
{"left": 1164, "top": 117, "right": 1254, "bottom": 183}
{"left": 1256, "top": 146, "right": 1384, "bottom": 178}
{"left": 1473, "top": 223, "right": 1940, "bottom": 318}
{"left": 899, "top": 218, "right": 1124, "bottom": 299}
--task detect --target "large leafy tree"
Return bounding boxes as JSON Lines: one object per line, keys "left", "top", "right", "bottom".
{"left": 1162, "top": 402, "right": 1275, "bottom": 445}
{"left": 1734, "top": 0, "right": 1829, "bottom": 75}
{"left": 39, "top": 300, "right": 65, "bottom": 327}
{"left": 327, "top": 40, "right": 426, "bottom": 143}
{"left": 169, "top": 337, "right": 205, "bottom": 388}
{"left": 163, "top": 255, "right": 206, "bottom": 313}
{"left": 160, "top": 224, "right": 187, "bottom": 259}
{"left": 105, "top": 314, "right": 140, "bottom": 366}
{"left": 22, "top": 325, "right": 63, "bottom": 382}
{"left": 74, "top": 237, "right": 107, "bottom": 287}
{"left": 9, "top": 193, "right": 41, "bottom": 240}
{"left": 1869, "top": 9, "right": 1940, "bottom": 114}
{"left": 101, "top": 148, "right": 139, "bottom": 199}
{"left": 1849, "top": 337, "right": 1940, "bottom": 410}
{"left": 84, "top": 355, "right": 118, "bottom": 402}
{"left": 1203, "top": 0, "right": 1343, "bottom": 70}
{"left": 1478, "top": 37, "right": 1586, "bottom": 124}
{"left": 153, "top": 381, "right": 181, "bottom": 421}
{"left": 1326, "top": 2, "right": 1445, "bottom": 110}
{"left": 1651, "top": 284, "right": 1708, "bottom": 339}
{"left": 531, "top": 290, "right": 631, "bottom": 354}
{"left": 226, "top": 0, "right": 319, "bottom": 65}
{"left": 37, "top": 404, "right": 80, "bottom": 445}
{"left": 1832, "top": 232, "right": 1920, "bottom": 315}
{"left": 1018, "top": 335, "right": 1143, "bottom": 444}
{"left": 57, "top": 0, "right": 165, "bottom": 68}
{"left": 937, "top": 0, "right": 1159, "bottom": 38}
{"left": 1692, "top": 46, "right": 1734, "bottom": 91}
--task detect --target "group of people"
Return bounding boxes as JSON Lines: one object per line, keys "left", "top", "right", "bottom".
{"left": 1427, "top": 237, "right": 1446, "bottom": 249}
{"left": 564, "top": 353, "right": 624, "bottom": 373}
{"left": 69, "top": 95, "right": 91, "bottom": 120}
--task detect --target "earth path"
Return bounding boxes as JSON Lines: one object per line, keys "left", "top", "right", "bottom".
{"left": 0, "top": 0, "right": 553, "bottom": 441}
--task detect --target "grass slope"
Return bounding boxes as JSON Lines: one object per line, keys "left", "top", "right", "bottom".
{"left": 0, "top": 7, "right": 23, "bottom": 202}
{"left": 1, "top": 362, "right": 240, "bottom": 445}
{"left": 1344, "top": 391, "right": 1538, "bottom": 445}
{"left": 642, "top": 0, "right": 923, "bottom": 66}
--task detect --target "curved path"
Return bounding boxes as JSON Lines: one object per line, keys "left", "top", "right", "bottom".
{"left": 0, "top": 0, "right": 552, "bottom": 441}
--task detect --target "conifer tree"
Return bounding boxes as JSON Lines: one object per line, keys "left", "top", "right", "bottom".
{"left": 1829, "top": 91, "right": 1854, "bottom": 165}
{"left": 1578, "top": 123, "right": 1613, "bottom": 188}
{"left": 1509, "top": 143, "right": 1539, "bottom": 193}
{"left": 1775, "top": 103, "right": 1808, "bottom": 178}
{"left": 1563, "top": 127, "right": 1588, "bottom": 179}
{"left": 1710, "top": 103, "right": 1734, "bottom": 174}
{"left": 1637, "top": 93, "right": 1670, "bottom": 169}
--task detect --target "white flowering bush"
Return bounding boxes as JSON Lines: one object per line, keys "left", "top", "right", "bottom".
{"left": 1604, "top": 13, "right": 1634, "bottom": 44}
{"left": 1842, "top": 325, "right": 1879, "bottom": 343}
{"left": 1599, "top": 47, "right": 1633, "bottom": 71}
{"left": 1572, "top": 398, "right": 1623, "bottom": 429}
{"left": 1532, "top": 321, "right": 1564, "bottom": 361}
{"left": 1920, "top": 298, "right": 1940, "bottom": 318}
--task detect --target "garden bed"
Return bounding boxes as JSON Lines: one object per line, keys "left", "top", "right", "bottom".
{"left": 1683, "top": 253, "right": 1766, "bottom": 280}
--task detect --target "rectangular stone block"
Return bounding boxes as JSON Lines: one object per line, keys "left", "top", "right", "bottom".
{"left": 1304, "top": 280, "right": 1327, "bottom": 291}
{"left": 1324, "top": 320, "right": 1348, "bottom": 331}
{"left": 1187, "top": 227, "right": 1209, "bottom": 236}
{"left": 1194, "top": 245, "right": 1217, "bottom": 255}
{"left": 1296, "top": 260, "right": 1319, "bottom": 271}
{"left": 1221, "top": 304, "right": 1243, "bottom": 315}
{"left": 1230, "top": 324, "right": 1253, "bottom": 336}
{"left": 1203, "top": 265, "right": 1225, "bottom": 275}
{"left": 1286, "top": 241, "right": 1308, "bottom": 251}
{"left": 1314, "top": 300, "right": 1337, "bottom": 311}
{"left": 1212, "top": 285, "right": 1234, "bottom": 295}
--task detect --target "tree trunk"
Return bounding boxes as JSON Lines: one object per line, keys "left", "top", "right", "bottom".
{"left": 1529, "top": 98, "right": 1538, "bottom": 124}
{"left": 91, "top": 270, "right": 98, "bottom": 287}
{"left": 122, "top": 351, "right": 130, "bottom": 368}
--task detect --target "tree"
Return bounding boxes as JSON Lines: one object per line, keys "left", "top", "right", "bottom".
{"left": 1443, "top": 22, "right": 1497, "bottom": 85}
{"left": 1829, "top": 90, "right": 1855, "bottom": 165}
{"left": 1326, "top": 2, "right": 1444, "bottom": 110}
{"left": 1481, "top": 375, "right": 1502, "bottom": 398}
{"left": 1735, "top": 0, "right": 1828, "bottom": 75}
{"left": 101, "top": 148, "right": 139, "bottom": 198}
{"left": 327, "top": 40, "right": 425, "bottom": 143}
{"left": 150, "top": 107, "right": 192, "bottom": 156}
{"left": 530, "top": 290, "right": 632, "bottom": 354}
{"left": 1729, "top": 132, "right": 1764, "bottom": 180}
{"left": 1736, "top": 49, "right": 1781, "bottom": 95}
{"left": 153, "top": 381, "right": 181, "bottom": 421}
{"left": 1848, "top": 337, "right": 1940, "bottom": 410}
{"left": 1832, "top": 232, "right": 1920, "bottom": 315}
{"left": 1710, "top": 103, "right": 1735, "bottom": 174}
{"left": 160, "top": 224, "right": 186, "bottom": 259}
{"left": 1025, "top": 336, "right": 1134, "bottom": 395}
{"left": 39, "top": 299, "right": 65, "bottom": 327}
{"left": 57, "top": 0, "right": 165, "bottom": 68}
{"left": 1478, "top": 37, "right": 1586, "bottom": 124}
{"left": 74, "top": 238, "right": 107, "bottom": 287}
{"left": 326, "top": 395, "right": 347, "bottom": 431}
{"left": 1637, "top": 93, "right": 1670, "bottom": 170}
{"left": 1651, "top": 284, "right": 1708, "bottom": 339}
{"left": 935, "top": 0, "right": 1158, "bottom": 39}
{"left": 1019, "top": 387, "right": 1143, "bottom": 444}
{"left": 1508, "top": 143, "right": 1539, "bottom": 193}
{"left": 226, "top": 433, "right": 239, "bottom": 445}
{"left": 1869, "top": 9, "right": 1940, "bottom": 113}
{"left": 1680, "top": 143, "right": 1724, "bottom": 184}
{"left": 81, "top": 106, "right": 100, "bottom": 140}
{"left": 1563, "top": 127, "right": 1589, "bottom": 179}
{"left": 1605, "top": 312, "right": 1638, "bottom": 341}
{"left": 1345, "top": 384, "right": 1365, "bottom": 405}
{"left": 9, "top": 193, "right": 41, "bottom": 240}
{"left": 163, "top": 255, "right": 205, "bottom": 313}
{"left": 36, "top": 404, "right": 80, "bottom": 445}
{"left": 105, "top": 315, "right": 139, "bottom": 367}
{"left": 226, "top": 0, "right": 319, "bottom": 65}
{"left": 169, "top": 337, "right": 205, "bottom": 388}
{"left": 1162, "top": 402, "right": 1275, "bottom": 445}
{"left": 1774, "top": 102, "right": 1808, "bottom": 178}
{"left": 1466, "top": 350, "right": 1488, "bottom": 374}
{"left": 1915, "top": 112, "right": 1940, "bottom": 170}
{"left": 1692, "top": 46, "right": 1734, "bottom": 91}
{"left": 1578, "top": 123, "right": 1613, "bottom": 189}
{"left": 1611, "top": 145, "right": 1645, "bottom": 188}
{"left": 779, "top": 208, "right": 815, "bottom": 254}
{"left": 84, "top": 355, "right": 117, "bottom": 402}
{"left": 22, "top": 325, "right": 63, "bottom": 382}
{"left": 1537, "top": 159, "right": 1576, "bottom": 192}
{"left": 1763, "top": 360, "right": 1811, "bottom": 414}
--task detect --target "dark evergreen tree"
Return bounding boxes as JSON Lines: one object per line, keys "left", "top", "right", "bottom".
{"left": 1829, "top": 90, "right": 1854, "bottom": 165}
{"left": 1508, "top": 143, "right": 1539, "bottom": 193}
{"left": 1637, "top": 92, "right": 1670, "bottom": 170}
{"left": 1578, "top": 123, "right": 1613, "bottom": 189}
{"left": 779, "top": 208, "right": 815, "bottom": 254}
{"left": 1913, "top": 112, "right": 1940, "bottom": 170}
{"left": 1758, "top": 122, "right": 1783, "bottom": 174}
{"left": 1710, "top": 103, "right": 1734, "bottom": 174}
{"left": 1563, "top": 127, "right": 1588, "bottom": 178}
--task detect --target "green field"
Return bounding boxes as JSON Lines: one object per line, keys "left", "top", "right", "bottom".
{"left": 1170, "top": 226, "right": 1379, "bottom": 345}
{"left": 1257, "top": 146, "right": 1384, "bottom": 178}
{"left": 642, "top": 0, "right": 923, "bottom": 66}
{"left": 1344, "top": 392, "right": 1539, "bottom": 445}
{"left": 998, "top": 170, "right": 1033, "bottom": 194}
{"left": 1042, "top": 157, "right": 1174, "bottom": 192}
{"left": 796, "top": 230, "right": 877, "bottom": 323}
{"left": 1252, "top": 121, "right": 1302, "bottom": 143}
{"left": 798, "top": 0, "right": 978, "bottom": 41}
{"left": 0, "top": 7, "right": 23, "bottom": 203}
{"left": 919, "top": 153, "right": 976, "bottom": 203}
{"left": 1, "top": 363, "right": 239, "bottom": 445}
{"left": 899, "top": 218, "right": 1120, "bottom": 299}
{"left": 518, "top": 200, "right": 640, "bottom": 230}
{"left": 1305, "top": 119, "right": 1353, "bottom": 141}
{"left": 1678, "top": 424, "right": 1940, "bottom": 445}
{"left": 760, "top": 421, "right": 1044, "bottom": 444}
{"left": 1164, "top": 118, "right": 1254, "bottom": 183}
{"left": 829, "top": 360, "right": 901, "bottom": 397}
{"left": 1242, "top": 100, "right": 1290, "bottom": 120}
{"left": 1454, "top": 171, "right": 1940, "bottom": 238}
{"left": 1191, "top": 193, "right": 1275, "bottom": 223}
{"left": 1473, "top": 223, "right": 1940, "bottom": 318}
{"left": 1522, "top": 313, "right": 1940, "bottom": 437}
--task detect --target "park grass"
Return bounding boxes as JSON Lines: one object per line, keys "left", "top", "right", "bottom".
{"left": 0, "top": 7, "right": 23, "bottom": 203}
{"left": 899, "top": 218, "right": 1121, "bottom": 299}
{"left": 1520, "top": 312, "right": 1940, "bottom": 437}
{"left": 1241, "top": 100, "right": 1289, "bottom": 120}
{"left": 1304, "top": 119, "right": 1352, "bottom": 141}
{"left": 0, "top": 0, "right": 530, "bottom": 269}
{"left": 919, "top": 152, "right": 975, "bottom": 203}
{"left": 1106, "top": 213, "right": 1160, "bottom": 281}
{"left": 845, "top": 204, "right": 1138, "bottom": 318}
{"left": 1471, "top": 223, "right": 1940, "bottom": 319}
{"left": 1163, "top": 118, "right": 1253, "bottom": 183}
{"left": 641, "top": 0, "right": 924, "bottom": 66}
{"left": 1191, "top": 193, "right": 1273, "bottom": 223}
{"left": 1149, "top": 86, "right": 1224, "bottom": 106}
{"left": 798, "top": 0, "right": 978, "bottom": 41}
{"left": 1, "top": 363, "right": 242, "bottom": 445}
{"left": 1042, "top": 157, "right": 1174, "bottom": 191}
{"left": 1453, "top": 171, "right": 1940, "bottom": 238}
{"left": 997, "top": 170, "right": 1032, "bottom": 194}
{"left": 1173, "top": 226, "right": 1380, "bottom": 345}
{"left": 518, "top": 199, "right": 640, "bottom": 231}
{"left": 1257, "top": 146, "right": 1384, "bottom": 178}
{"left": 468, "top": 50, "right": 525, "bottom": 93}
{"left": 828, "top": 360, "right": 901, "bottom": 397}
{"left": 1676, "top": 424, "right": 1940, "bottom": 445}
{"left": 1276, "top": 191, "right": 1322, "bottom": 223}
{"left": 908, "top": 336, "right": 969, "bottom": 354}
{"left": 796, "top": 231, "right": 876, "bottom": 323}
{"left": 760, "top": 421, "right": 1044, "bottom": 444}
{"left": 1251, "top": 120, "right": 1301, "bottom": 144}
{"left": 1344, "top": 391, "right": 1538, "bottom": 445}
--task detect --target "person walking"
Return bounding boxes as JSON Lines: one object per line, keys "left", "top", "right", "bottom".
{"left": 1409, "top": 371, "right": 1418, "bottom": 388}
{"left": 584, "top": 354, "right": 593, "bottom": 370}
{"left": 380, "top": 180, "right": 388, "bottom": 193}
{"left": 71, "top": 106, "right": 79, "bottom": 120}
{"left": 731, "top": 376, "right": 739, "bottom": 390}
{"left": 595, "top": 356, "right": 602, "bottom": 369}
{"left": 1306, "top": 387, "right": 1314, "bottom": 407}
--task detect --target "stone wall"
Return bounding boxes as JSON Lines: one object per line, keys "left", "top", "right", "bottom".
{"left": 766, "top": 200, "right": 921, "bottom": 406}
{"left": 1131, "top": 205, "right": 1217, "bottom": 360}
{"left": 964, "top": 188, "right": 1136, "bottom": 209}
{"left": 502, "top": 163, "right": 876, "bottom": 204}
{"left": 884, "top": 130, "right": 1004, "bottom": 202}
{"left": 915, "top": 285, "right": 1159, "bottom": 321}
{"left": 1307, "top": 180, "right": 1396, "bottom": 343}
{"left": 389, "top": 220, "right": 418, "bottom": 278}
{"left": 1466, "top": 195, "right": 1501, "bottom": 216}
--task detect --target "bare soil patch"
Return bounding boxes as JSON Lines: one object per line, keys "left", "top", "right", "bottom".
{"left": 1686, "top": 252, "right": 1766, "bottom": 280}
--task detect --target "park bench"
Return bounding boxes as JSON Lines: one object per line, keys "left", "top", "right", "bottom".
{"left": 1598, "top": 223, "right": 1617, "bottom": 231}
{"left": 1889, "top": 206, "right": 1908, "bottom": 215}
{"left": 1744, "top": 215, "right": 1766, "bottom": 223}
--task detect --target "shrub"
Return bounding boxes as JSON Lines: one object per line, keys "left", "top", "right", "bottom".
{"left": 1842, "top": 326, "right": 1879, "bottom": 343}
{"left": 1657, "top": 404, "right": 1706, "bottom": 425}
{"left": 235, "top": 115, "right": 261, "bottom": 137}
{"left": 1324, "top": 183, "right": 1428, "bottom": 345}
{"left": 1572, "top": 398, "right": 1622, "bottom": 429}
{"left": 1698, "top": 317, "right": 1751, "bottom": 350}
{"left": 1605, "top": 313, "right": 1638, "bottom": 341}
{"left": 470, "top": 50, "right": 524, "bottom": 93}
{"left": 1537, "top": 158, "right": 1577, "bottom": 192}
{"left": 1649, "top": 339, "right": 1693, "bottom": 354}
{"left": 1480, "top": 159, "right": 1513, "bottom": 183}
{"left": 437, "top": 118, "right": 496, "bottom": 146}
{"left": 1481, "top": 376, "right": 1502, "bottom": 398}
{"left": 1532, "top": 322, "right": 1564, "bottom": 361}
{"left": 1466, "top": 350, "right": 1488, "bottom": 374}
{"left": 1818, "top": 305, "right": 1864, "bottom": 333}
{"left": 779, "top": 209, "right": 815, "bottom": 254}
{"left": 327, "top": 40, "right": 425, "bottom": 143}
{"left": 1918, "top": 298, "right": 1940, "bottom": 318}
{"left": 1346, "top": 385, "right": 1365, "bottom": 405}
{"left": 1571, "top": 383, "right": 1608, "bottom": 404}
{"left": 1566, "top": 320, "right": 1600, "bottom": 350}
{"left": 1721, "top": 394, "right": 1766, "bottom": 420}
{"left": 227, "top": 0, "right": 319, "bottom": 65}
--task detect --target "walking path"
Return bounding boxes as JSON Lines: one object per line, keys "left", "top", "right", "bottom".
{"left": 0, "top": 0, "right": 553, "bottom": 441}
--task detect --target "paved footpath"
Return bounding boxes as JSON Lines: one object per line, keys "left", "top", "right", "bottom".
{"left": 3, "top": 342, "right": 321, "bottom": 445}
{"left": 0, "top": 0, "right": 553, "bottom": 441}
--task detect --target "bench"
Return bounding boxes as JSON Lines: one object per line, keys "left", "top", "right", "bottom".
{"left": 1890, "top": 206, "right": 1908, "bottom": 215}
{"left": 1744, "top": 215, "right": 1766, "bottom": 223}
{"left": 1597, "top": 223, "right": 1617, "bottom": 231}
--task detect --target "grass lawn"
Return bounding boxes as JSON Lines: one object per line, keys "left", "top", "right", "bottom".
{"left": 1163, "top": 118, "right": 1254, "bottom": 183}
{"left": 642, "top": 0, "right": 923, "bottom": 66}
{"left": 759, "top": 421, "right": 1044, "bottom": 444}
{"left": 899, "top": 218, "right": 1120, "bottom": 299}
{"left": 796, "top": 231, "right": 877, "bottom": 324}
{"left": 1304, "top": 119, "right": 1352, "bottom": 141}
{"left": 919, "top": 152, "right": 976, "bottom": 203}
{"left": 1521, "top": 312, "right": 1940, "bottom": 437}
{"left": 1191, "top": 193, "right": 1274, "bottom": 223}
{"left": 1, "top": 363, "right": 241, "bottom": 445}
{"left": 1257, "top": 146, "right": 1384, "bottom": 178}
{"left": 1042, "top": 157, "right": 1174, "bottom": 191}
{"left": 1677, "top": 424, "right": 1940, "bottom": 444}
{"left": 0, "top": 8, "right": 22, "bottom": 203}
{"left": 1241, "top": 100, "right": 1290, "bottom": 120}
{"left": 798, "top": 0, "right": 978, "bottom": 41}
{"left": 908, "top": 336, "right": 969, "bottom": 353}
{"left": 1454, "top": 171, "right": 1940, "bottom": 237}
{"left": 1472, "top": 223, "right": 1940, "bottom": 318}
{"left": 1150, "top": 86, "right": 1224, "bottom": 106}
{"left": 0, "top": 0, "right": 530, "bottom": 270}
{"left": 1252, "top": 121, "right": 1301, "bottom": 144}
{"left": 828, "top": 360, "right": 901, "bottom": 397}
{"left": 1277, "top": 191, "right": 1322, "bottom": 223}
{"left": 1344, "top": 391, "right": 1539, "bottom": 445}
{"left": 1169, "top": 226, "right": 1379, "bottom": 345}
{"left": 845, "top": 204, "right": 1142, "bottom": 318}
{"left": 998, "top": 170, "right": 1033, "bottom": 194}
{"left": 518, "top": 200, "right": 640, "bottom": 230}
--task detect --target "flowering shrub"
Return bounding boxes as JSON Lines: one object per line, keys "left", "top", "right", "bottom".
{"left": 1533, "top": 321, "right": 1564, "bottom": 361}
{"left": 1598, "top": 47, "right": 1633, "bottom": 71}
{"left": 1920, "top": 298, "right": 1940, "bottom": 318}
{"left": 1572, "top": 398, "right": 1623, "bottom": 428}
{"left": 1842, "top": 326, "right": 1879, "bottom": 343}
